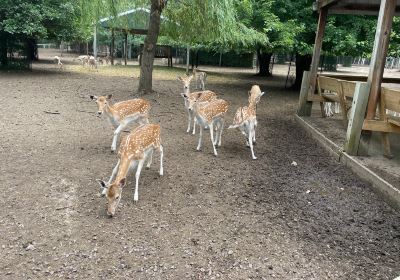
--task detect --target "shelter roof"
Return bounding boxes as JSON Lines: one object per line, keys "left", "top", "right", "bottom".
{"left": 314, "top": 0, "right": 400, "bottom": 15}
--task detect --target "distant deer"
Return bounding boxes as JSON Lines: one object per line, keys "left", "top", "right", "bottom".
{"left": 177, "top": 75, "right": 217, "bottom": 134}
{"left": 88, "top": 56, "right": 98, "bottom": 70}
{"left": 228, "top": 85, "right": 265, "bottom": 160}
{"left": 193, "top": 68, "right": 207, "bottom": 90}
{"left": 184, "top": 95, "right": 229, "bottom": 156}
{"left": 53, "top": 56, "right": 63, "bottom": 70}
{"left": 97, "top": 124, "right": 164, "bottom": 217}
{"left": 90, "top": 94, "right": 151, "bottom": 152}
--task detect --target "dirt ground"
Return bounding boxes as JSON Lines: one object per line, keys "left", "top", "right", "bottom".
{"left": 0, "top": 52, "right": 399, "bottom": 280}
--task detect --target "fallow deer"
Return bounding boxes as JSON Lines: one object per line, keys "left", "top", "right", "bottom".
{"left": 228, "top": 85, "right": 265, "bottom": 160}
{"left": 177, "top": 75, "right": 217, "bottom": 134}
{"left": 184, "top": 96, "right": 229, "bottom": 156}
{"left": 54, "top": 56, "right": 63, "bottom": 70}
{"left": 90, "top": 94, "right": 151, "bottom": 152}
{"left": 88, "top": 56, "right": 98, "bottom": 70}
{"left": 193, "top": 68, "right": 207, "bottom": 90}
{"left": 97, "top": 124, "right": 164, "bottom": 216}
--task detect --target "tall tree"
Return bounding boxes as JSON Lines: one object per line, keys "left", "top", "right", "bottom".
{"left": 138, "top": 0, "right": 166, "bottom": 94}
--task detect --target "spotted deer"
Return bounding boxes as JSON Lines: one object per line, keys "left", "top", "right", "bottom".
{"left": 228, "top": 85, "right": 265, "bottom": 160}
{"left": 193, "top": 68, "right": 207, "bottom": 90}
{"left": 88, "top": 56, "right": 98, "bottom": 70}
{"left": 97, "top": 124, "right": 164, "bottom": 217}
{"left": 184, "top": 96, "right": 229, "bottom": 156}
{"left": 90, "top": 94, "right": 151, "bottom": 152}
{"left": 177, "top": 75, "right": 217, "bottom": 134}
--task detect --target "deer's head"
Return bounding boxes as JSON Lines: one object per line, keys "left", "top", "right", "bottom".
{"left": 248, "top": 85, "right": 265, "bottom": 104}
{"left": 177, "top": 75, "right": 193, "bottom": 94}
{"left": 97, "top": 178, "right": 126, "bottom": 217}
{"left": 90, "top": 94, "right": 113, "bottom": 116}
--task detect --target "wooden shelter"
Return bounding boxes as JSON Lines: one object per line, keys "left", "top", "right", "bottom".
{"left": 94, "top": 8, "right": 172, "bottom": 66}
{"left": 298, "top": 0, "right": 399, "bottom": 155}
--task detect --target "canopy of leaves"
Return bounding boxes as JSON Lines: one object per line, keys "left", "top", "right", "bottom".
{"left": 0, "top": 0, "right": 89, "bottom": 42}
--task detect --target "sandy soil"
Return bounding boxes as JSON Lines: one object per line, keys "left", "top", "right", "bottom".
{"left": 0, "top": 54, "right": 399, "bottom": 280}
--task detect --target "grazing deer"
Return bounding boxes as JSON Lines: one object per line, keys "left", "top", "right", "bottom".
{"left": 90, "top": 94, "right": 151, "bottom": 152}
{"left": 177, "top": 75, "right": 217, "bottom": 134}
{"left": 193, "top": 68, "right": 207, "bottom": 90}
{"left": 228, "top": 85, "right": 265, "bottom": 160}
{"left": 184, "top": 96, "right": 229, "bottom": 156}
{"left": 97, "top": 124, "right": 164, "bottom": 216}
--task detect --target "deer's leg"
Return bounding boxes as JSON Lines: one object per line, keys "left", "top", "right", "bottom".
{"left": 192, "top": 117, "right": 196, "bottom": 135}
{"left": 111, "top": 122, "right": 128, "bottom": 152}
{"left": 197, "top": 126, "right": 203, "bottom": 151}
{"left": 209, "top": 123, "right": 218, "bottom": 156}
{"left": 253, "top": 119, "right": 257, "bottom": 144}
{"left": 186, "top": 109, "right": 192, "bottom": 133}
{"left": 133, "top": 160, "right": 145, "bottom": 202}
{"left": 249, "top": 121, "right": 257, "bottom": 160}
{"left": 217, "top": 119, "right": 224, "bottom": 147}
{"left": 146, "top": 149, "right": 154, "bottom": 169}
{"left": 159, "top": 145, "right": 164, "bottom": 176}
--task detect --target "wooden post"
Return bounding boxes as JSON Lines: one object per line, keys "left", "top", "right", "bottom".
{"left": 124, "top": 32, "right": 128, "bottom": 66}
{"left": 298, "top": 71, "right": 311, "bottom": 115}
{"left": 365, "top": 0, "right": 396, "bottom": 120}
{"left": 298, "top": 7, "right": 328, "bottom": 116}
{"left": 344, "top": 82, "right": 370, "bottom": 155}
{"left": 111, "top": 29, "right": 115, "bottom": 66}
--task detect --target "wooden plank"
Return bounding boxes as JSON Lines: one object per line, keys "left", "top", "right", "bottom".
{"left": 316, "top": 0, "right": 340, "bottom": 10}
{"left": 298, "top": 71, "right": 312, "bottom": 115}
{"left": 362, "top": 120, "right": 400, "bottom": 133}
{"left": 298, "top": 8, "right": 328, "bottom": 116}
{"left": 345, "top": 82, "right": 370, "bottom": 155}
{"left": 307, "top": 93, "right": 325, "bottom": 102}
{"left": 382, "top": 87, "right": 400, "bottom": 112}
{"left": 366, "top": 0, "right": 396, "bottom": 119}
{"left": 318, "top": 76, "right": 342, "bottom": 92}
{"left": 341, "top": 80, "right": 357, "bottom": 98}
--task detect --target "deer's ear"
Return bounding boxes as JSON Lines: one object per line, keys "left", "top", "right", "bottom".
{"left": 177, "top": 76, "right": 183, "bottom": 82}
{"left": 106, "top": 94, "right": 113, "bottom": 100}
{"left": 96, "top": 179, "right": 107, "bottom": 189}
{"left": 118, "top": 178, "right": 126, "bottom": 187}
{"left": 90, "top": 95, "right": 98, "bottom": 101}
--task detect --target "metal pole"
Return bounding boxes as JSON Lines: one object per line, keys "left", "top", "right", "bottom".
{"left": 186, "top": 45, "right": 190, "bottom": 75}
{"left": 93, "top": 25, "right": 97, "bottom": 59}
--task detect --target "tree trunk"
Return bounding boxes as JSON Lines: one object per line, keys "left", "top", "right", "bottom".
{"left": 257, "top": 49, "right": 272, "bottom": 77}
{"left": 138, "top": 0, "right": 165, "bottom": 94}
{"left": 292, "top": 53, "right": 312, "bottom": 90}
{"left": 26, "top": 38, "right": 38, "bottom": 61}
{"left": 0, "top": 32, "right": 8, "bottom": 67}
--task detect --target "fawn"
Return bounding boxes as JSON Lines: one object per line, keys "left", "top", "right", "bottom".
{"left": 228, "top": 85, "right": 265, "bottom": 160}
{"left": 97, "top": 124, "right": 164, "bottom": 217}
{"left": 177, "top": 75, "right": 217, "bottom": 134}
{"left": 193, "top": 68, "right": 207, "bottom": 90}
{"left": 90, "top": 94, "right": 151, "bottom": 151}
{"left": 184, "top": 95, "right": 229, "bottom": 156}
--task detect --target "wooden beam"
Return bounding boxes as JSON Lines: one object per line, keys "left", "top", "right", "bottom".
{"left": 316, "top": 0, "right": 340, "bottom": 10}
{"left": 365, "top": 0, "right": 396, "bottom": 120}
{"left": 344, "top": 82, "right": 370, "bottom": 155}
{"left": 363, "top": 120, "right": 400, "bottom": 133}
{"left": 298, "top": 71, "right": 311, "bottom": 115}
{"left": 298, "top": 7, "right": 328, "bottom": 116}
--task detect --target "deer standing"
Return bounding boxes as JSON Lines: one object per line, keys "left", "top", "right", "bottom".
{"left": 193, "top": 68, "right": 207, "bottom": 90}
{"left": 54, "top": 56, "right": 63, "bottom": 70}
{"left": 177, "top": 75, "right": 217, "bottom": 134}
{"left": 184, "top": 95, "right": 229, "bottom": 156}
{"left": 97, "top": 124, "right": 164, "bottom": 217}
{"left": 228, "top": 85, "right": 265, "bottom": 160}
{"left": 90, "top": 94, "right": 151, "bottom": 152}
